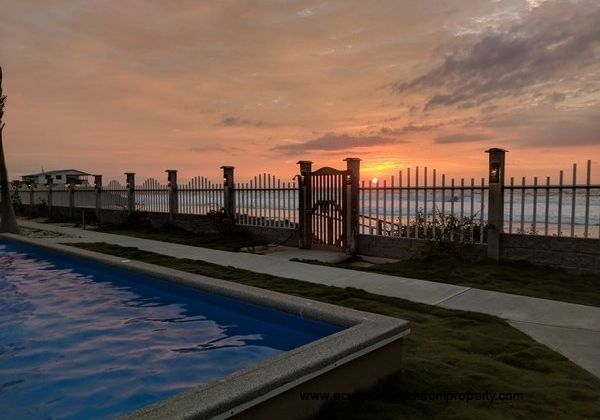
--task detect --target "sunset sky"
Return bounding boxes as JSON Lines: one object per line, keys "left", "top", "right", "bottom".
{"left": 1, "top": 0, "right": 599, "bottom": 184}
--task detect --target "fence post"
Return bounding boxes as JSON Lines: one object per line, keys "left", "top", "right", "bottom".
{"left": 94, "top": 175, "right": 102, "bottom": 221}
{"left": 344, "top": 158, "right": 361, "bottom": 255}
{"left": 486, "top": 148, "right": 507, "bottom": 260}
{"left": 68, "top": 179, "right": 76, "bottom": 218}
{"left": 221, "top": 166, "right": 235, "bottom": 222}
{"left": 46, "top": 178, "right": 53, "bottom": 219}
{"left": 166, "top": 170, "right": 178, "bottom": 223}
{"left": 29, "top": 184, "right": 34, "bottom": 217}
{"left": 125, "top": 172, "right": 135, "bottom": 214}
{"left": 297, "top": 161, "right": 313, "bottom": 249}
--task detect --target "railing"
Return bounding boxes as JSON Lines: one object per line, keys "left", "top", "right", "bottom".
{"left": 73, "top": 186, "right": 96, "bottom": 209}
{"left": 135, "top": 178, "right": 169, "bottom": 213}
{"left": 359, "top": 167, "right": 488, "bottom": 243}
{"left": 235, "top": 173, "right": 298, "bottom": 228}
{"left": 101, "top": 181, "right": 128, "bottom": 210}
{"left": 505, "top": 161, "right": 599, "bottom": 239}
{"left": 178, "top": 176, "right": 223, "bottom": 215}
{"left": 50, "top": 185, "right": 70, "bottom": 208}
{"left": 10, "top": 156, "right": 599, "bottom": 244}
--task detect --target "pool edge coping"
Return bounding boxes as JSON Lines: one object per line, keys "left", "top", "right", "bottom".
{"left": 1, "top": 233, "right": 410, "bottom": 420}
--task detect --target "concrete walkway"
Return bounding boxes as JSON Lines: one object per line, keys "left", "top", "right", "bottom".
{"left": 14, "top": 220, "right": 600, "bottom": 378}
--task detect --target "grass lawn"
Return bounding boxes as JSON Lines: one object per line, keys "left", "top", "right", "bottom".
{"left": 92, "top": 224, "right": 600, "bottom": 307}
{"left": 68, "top": 242, "right": 600, "bottom": 420}
{"left": 296, "top": 255, "right": 600, "bottom": 308}
{"left": 97, "top": 224, "right": 266, "bottom": 252}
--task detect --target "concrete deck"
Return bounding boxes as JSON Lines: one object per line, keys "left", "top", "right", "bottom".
{"left": 14, "top": 220, "right": 600, "bottom": 378}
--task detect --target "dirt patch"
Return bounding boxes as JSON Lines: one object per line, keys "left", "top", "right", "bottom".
{"left": 19, "top": 226, "right": 74, "bottom": 239}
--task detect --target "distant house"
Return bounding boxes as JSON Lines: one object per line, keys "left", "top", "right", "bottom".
{"left": 21, "top": 169, "right": 91, "bottom": 186}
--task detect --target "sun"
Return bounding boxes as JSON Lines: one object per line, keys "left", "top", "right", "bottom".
{"left": 371, "top": 177, "right": 378, "bottom": 185}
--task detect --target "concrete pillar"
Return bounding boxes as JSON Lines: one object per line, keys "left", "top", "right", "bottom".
{"left": 344, "top": 158, "right": 361, "bottom": 255}
{"left": 297, "top": 161, "right": 313, "bottom": 249}
{"left": 486, "top": 148, "right": 507, "bottom": 260}
{"left": 125, "top": 172, "right": 135, "bottom": 214}
{"left": 166, "top": 170, "right": 178, "bottom": 223}
{"left": 68, "top": 179, "right": 76, "bottom": 218}
{"left": 221, "top": 166, "right": 235, "bottom": 222}
{"left": 46, "top": 178, "right": 53, "bottom": 219}
{"left": 94, "top": 175, "right": 102, "bottom": 221}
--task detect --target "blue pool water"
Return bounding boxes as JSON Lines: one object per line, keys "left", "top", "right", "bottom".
{"left": 0, "top": 239, "right": 340, "bottom": 419}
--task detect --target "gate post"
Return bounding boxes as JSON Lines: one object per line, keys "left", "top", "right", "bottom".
{"left": 486, "top": 148, "right": 507, "bottom": 260}
{"left": 297, "top": 161, "right": 313, "bottom": 249}
{"left": 344, "top": 158, "right": 361, "bottom": 255}
{"left": 221, "top": 166, "right": 235, "bottom": 222}
{"left": 94, "top": 175, "right": 102, "bottom": 221}
{"left": 166, "top": 170, "right": 178, "bottom": 223}
{"left": 125, "top": 172, "right": 135, "bottom": 214}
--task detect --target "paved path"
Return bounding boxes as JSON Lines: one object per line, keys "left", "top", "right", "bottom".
{"left": 14, "top": 220, "right": 600, "bottom": 378}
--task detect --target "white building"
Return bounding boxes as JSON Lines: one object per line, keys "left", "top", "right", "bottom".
{"left": 21, "top": 169, "right": 91, "bottom": 186}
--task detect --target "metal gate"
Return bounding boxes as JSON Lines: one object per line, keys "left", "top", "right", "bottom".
{"left": 310, "top": 166, "right": 348, "bottom": 249}
{"left": 297, "top": 159, "right": 360, "bottom": 253}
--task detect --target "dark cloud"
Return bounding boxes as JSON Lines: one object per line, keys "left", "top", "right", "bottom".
{"left": 434, "top": 133, "right": 494, "bottom": 144}
{"left": 394, "top": 1, "right": 600, "bottom": 110}
{"left": 190, "top": 145, "right": 243, "bottom": 153}
{"left": 217, "top": 116, "right": 264, "bottom": 127}
{"left": 272, "top": 133, "right": 403, "bottom": 155}
{"left": 380, "top": 122, "right": 437, "bottom": 135}
{"left": 479, "top": 106, "right": 600, "bottom": 147}
{"left": 544, "top": 92, "right": 566, "bottom": 104}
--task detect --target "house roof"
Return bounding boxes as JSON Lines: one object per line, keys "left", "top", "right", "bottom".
{"left": 22, "top": 169, "right": 91, "bottom": 177}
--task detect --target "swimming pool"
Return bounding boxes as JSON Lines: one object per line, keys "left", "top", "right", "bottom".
{"left": 0, "top": 239, "right": 341, "bottom": 419}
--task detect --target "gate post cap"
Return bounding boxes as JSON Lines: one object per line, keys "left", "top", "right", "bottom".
{"left": 296, "top": 160, "right": 313, "bottom": 164}
{"left": 485, "top": 148, "right": 508, "bottom": 153}
{"left": 343, "top": 157, "right": 362, "bottom": 161}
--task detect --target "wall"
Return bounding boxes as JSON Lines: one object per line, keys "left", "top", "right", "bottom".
{"left": 18, "top": 204, "right": 599, "bottom": 273}
{"left": 356, "top": 234, "right": 487, "bottom": 261}
{"left": 501, "top": 234, "right": 600, "bottom": 274}
{"left": 19, "top": 204, "right": 297, "bottom": 246}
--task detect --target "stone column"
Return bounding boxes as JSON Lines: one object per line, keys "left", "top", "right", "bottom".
{"left": 125, "top": 172, "right": 135, "bottom": 214}
{"left": 344, "top": 158, "right": 361, "bottom": 255}
{"left": 94, "top": 175, "right": 102, "bottom": 221}
{"left": 486, "top": 148, "right": 507, "bottom": 260}
{"left": 297, "top": 161, "right": 313, "bottom": 249}
{"left": 166, "top": 170, "right": 178, "bottom": 224}
{"left": 221, "top": 166, "right": 235, "bottom": 222}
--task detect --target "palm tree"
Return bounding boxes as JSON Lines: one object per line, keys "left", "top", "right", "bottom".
{"left": 0, "top": 66, "right": 20, "bottom": 233}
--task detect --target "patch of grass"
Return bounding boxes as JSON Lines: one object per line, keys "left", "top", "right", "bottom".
{"left": 68, "top": 242, "right": 600, "bottom": 420}
{"left": 97, "top": 224, "right": 266, "bottom": 252}
{"left": 297, "top": 255, "right": 600, "bottom": 307}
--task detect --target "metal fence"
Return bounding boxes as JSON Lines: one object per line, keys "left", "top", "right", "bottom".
{"left": 135, "top": 178, "right": 169, "bottom": 213}
{"left": 50, "top": 185, "right": 70, "bottom": 208}
{"left": 359, "top": 167, "right": 489, "bottom": 243}
{"left": 178, "top": 176, "right": 223, "bottom": 215}
{"left": 505, "top": 161, "right": 599, "bottom": 239}
{"left": 10, "top": 156, "right": 600, "bottom": 243}
{"left": 235, "top": 173, "right": 298, "bottom": 228}
{"left": 73, "top": 186, "right": 96, "bottom": 209}
{"left": 101, "top": 181, "right": 128, "bottom": 210}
